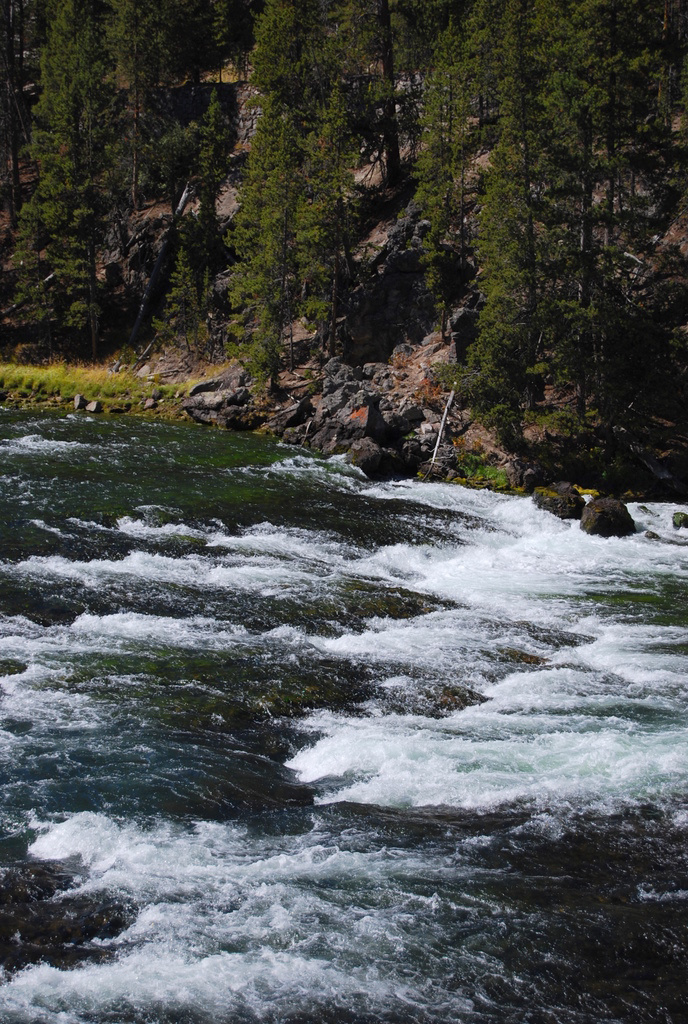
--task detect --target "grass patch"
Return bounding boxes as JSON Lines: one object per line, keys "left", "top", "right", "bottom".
{"left": 0, "top": 362, "right": 192, "bottom": 413}
{"left": 454, "top": 451, "right": 509, "bottom": 489}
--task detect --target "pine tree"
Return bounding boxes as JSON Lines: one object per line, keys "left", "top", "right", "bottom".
{"left": 106, "top": 0, "right": 161, "bottom": 208}
{"left": 1, "top": 0, "right": 27, "bottom": 225}
{"left": 198, "top": 90, "right": 231, "bottom": 245}
{"left": 468, "top": 0, "right": 547, "bottom": 444}
{"left": 298, "top": 81, "right": 358, "bottom": 358}
{"left": 16, "top": 0, "right": 115, "bottom": 359}
{"left": 415, "top": 20, "right": 474, "bottom": 336}
{"left": 230, "top": 0, "right": 353, "bottom": 375}
{"left": 542, "top": 0, "right": 670, "bottom": 422}
{"left": 153, "top": 245, "right": 208, "bottom": 354}
{"left": 230, "top": 100, "right": 301, "bottom": 381}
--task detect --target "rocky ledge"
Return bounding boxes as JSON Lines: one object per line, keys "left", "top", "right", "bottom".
{"left": 183, "top": 352, "right": 519, "bottom": 483}
{"left": 182, "top": 364, "right": 268, "bottom": 430}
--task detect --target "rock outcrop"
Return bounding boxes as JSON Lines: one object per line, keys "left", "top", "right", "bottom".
{"left": 580, "top": 497, "right": 636, "bottom": 537}
{"left": 533, "top": 483, "right": 585, "bottom": 520}
{"left": 182, "top": 365, "right": 266, "bottom": 429}
{"left": 274, "top": 357, "right": 459, "bottom": 479}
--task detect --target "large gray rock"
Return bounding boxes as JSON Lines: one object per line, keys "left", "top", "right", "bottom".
{"left": 263, "top": 397, "right": 313, "bottom": 435}
{"left": 85, "top": 400, "right": 102, "bottom": 414}
{"left": 73, "top": 394, "right": 88, "bottom": 410}
{"left": 580, "top": 498, "right": 636, "bottom": 537}
{"left": 182, "top": 365, "right": 262, "bottom": 429}
{"left": 347, "top": 437, "right": 408, "bottom": 479}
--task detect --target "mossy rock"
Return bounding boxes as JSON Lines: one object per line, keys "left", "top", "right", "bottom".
{"left": 499, "top": 647, "right": 548, "bottom": 666}
{"left": 580, "top": 497, "right": 636, "bottom": 537}
{"left": 672, "top": 511, "right": 688, "bottom": 530}
{"left": 533, "top": 486, "right": 585, "bottom": 520}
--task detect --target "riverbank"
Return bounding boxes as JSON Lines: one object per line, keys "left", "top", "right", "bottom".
{"left": 2, "top": 349, "right": 688, "bottom": 502}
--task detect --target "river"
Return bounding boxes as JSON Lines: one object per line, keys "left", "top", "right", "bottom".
{"left": 0, "top": 408, "right": 686, "bottom": 1023}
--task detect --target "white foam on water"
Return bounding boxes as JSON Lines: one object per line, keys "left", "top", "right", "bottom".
{"left": 9, "top": 549, "right": 317, "bottom": 597}
{"left": 0, "top": 947, "right": 432, "bottom": 1024}
{"left": 0, "top": 811, "right": 475, "bottom": 1022}
{"left": 116, "top": 516, "right": 210, "bottom": 541}
{"left": 70, "top": 611, "right": 249, "bottom": 650}
{"left": 287, "top": 700, "right": 688, "bottom": 812}
{"left": 0, "top": 433, "right": 89, "bottom": 457}
{"left": 29, "top": 519, "right": 73, "bottom": 538}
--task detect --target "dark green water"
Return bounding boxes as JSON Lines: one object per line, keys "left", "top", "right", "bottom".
{"left": 0, "top": 409, "right": 687, "bottom": 1023}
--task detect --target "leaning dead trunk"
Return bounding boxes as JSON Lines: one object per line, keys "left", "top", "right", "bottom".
{"left": 129, "top": 183, "right": 193, "bottom": 359}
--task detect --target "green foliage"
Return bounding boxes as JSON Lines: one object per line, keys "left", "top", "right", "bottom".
{"left": 106, "top": 0, "right": 163, "bottom": 206}
{"left": 415, "top": 19, "right": 474, "bottom": 330}
{"left": 229, "top": 0, "right": 359, "bottom": 376}
{"left": 153, "top": 246, "right": 210, "bottom": 354}
{"left": 15, "top": 0, "right": 116, "bottom": 359}
{"left": 230, "top": 101, "right": 301, "bottom": 382}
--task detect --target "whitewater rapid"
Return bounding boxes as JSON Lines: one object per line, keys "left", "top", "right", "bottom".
{"left": 0, "top": 410, "right": 686, "bottom": 1023}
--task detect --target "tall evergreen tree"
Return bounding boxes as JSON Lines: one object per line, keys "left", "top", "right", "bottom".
{"left": 106, "top": 0, "right": 162, "bottom": 208}
{"left": 230, "top": 100, "right": 301, "bottom": 381}
{"left": 15, "top": 0, "right": 115, "bottom": 358}
{"left": 298, "top": 81, "right": 358, "bottom": 358}
{"left": 469, "top": 0, "right": 547, "bottom": 443}
{"left": 416, "top": 19, "right": 474, "bottom": 336}
{"left": 153, "top": 245, "right": 209, "bottom": 354}
{"left": 542, "top": 0, "right": 671, "bottom": 422}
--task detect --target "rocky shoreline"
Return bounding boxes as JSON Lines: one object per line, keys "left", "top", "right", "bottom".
{"left": 3, "top": 341, "right": 688, "bottom": 532}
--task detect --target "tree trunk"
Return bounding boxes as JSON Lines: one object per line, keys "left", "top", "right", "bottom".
{"left": 329, "top": 250, "right": 339, "bottom": 358}
{"left": 88, "top": 240, "right": 99, "bottom": 362}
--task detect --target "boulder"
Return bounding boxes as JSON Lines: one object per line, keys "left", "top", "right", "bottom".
{"left": 143, "top": 398, "right": 157, "bottom": 410}
{"left": 672, "top": 511, "right": 688, "bottom": 529}
{"left": 533, "top": 483, "right": 585, "bottom": 520}
{"left": 263, "top": 397, "right": 313, "bottom": 435}
{"left": 73, "top": 394, "right": 88, "bottom": 410}
{"left": 449, "top": 307, "right": 479, "bottom": 361}
{"left": 85, "top": 400, "right": 102, "bottom": 414}
{"left": 505, "top": 459, "right": 544, "bottom": 493}
{"left": 347, "top": 438, "right": 408, "bottom": 479}
{"left": 580, "top": 498, "right": 636, "bottom": 537}
{"left": 188, "top": 377, "right": 223, "bottom": 397}
{"left": 347, "top": 437, "right": 382, "bottom": 476}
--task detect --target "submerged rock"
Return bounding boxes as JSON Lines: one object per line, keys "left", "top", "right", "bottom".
{"left": 347, "top": 437, "right": 407, "bottom": 479}
{"left": 580, "top": 497, "right": 636, "bottom": 537}
{"left": 0, "top": 861, "right": 132, "bottom": 974}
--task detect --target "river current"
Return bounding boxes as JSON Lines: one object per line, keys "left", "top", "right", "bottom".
{"left": 0, "top": 409, "right": 686, "bottom": 1023}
